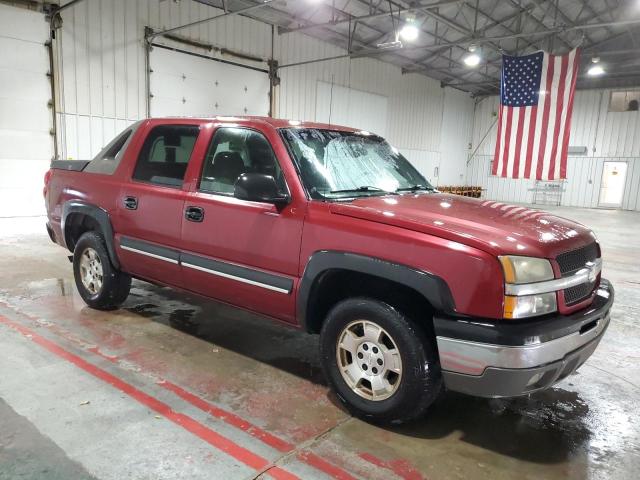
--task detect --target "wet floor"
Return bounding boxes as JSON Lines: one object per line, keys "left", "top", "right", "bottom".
{"left": 0, "top": 207, "right": 639, "bottom": 479}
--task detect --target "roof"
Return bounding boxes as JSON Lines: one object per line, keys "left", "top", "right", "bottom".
{"left": 151, "top": 116, "right": 362, "bottom": 132}
{"left": 189, "top": 0, "right": 640, "bottom": 96}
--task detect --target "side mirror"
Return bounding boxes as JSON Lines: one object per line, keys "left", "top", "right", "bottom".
{"left": 234, "top": 173, "right": 290, "bottom": 206}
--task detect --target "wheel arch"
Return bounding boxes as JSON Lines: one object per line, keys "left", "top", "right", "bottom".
{"left": 62, "top": 201, "right": 120, "bottom": 269}
{"left": 297, "top": 251, "right": 456, "bottom": 334}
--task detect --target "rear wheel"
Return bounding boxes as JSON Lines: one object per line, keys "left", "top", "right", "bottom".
{"left": 320, "top": 297, "right": 442, "bottom": 425}
{"left": 73, "top": 231, "right": 131, "bottom": 310}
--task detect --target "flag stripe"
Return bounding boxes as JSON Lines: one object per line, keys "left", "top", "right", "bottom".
{"left": 512, "top": 106, "right": 526, "bottom": 178}
{"left": 501, "top": 107, "right": 514, "bottom": 177}
{"left": 559, "top": 50, "right": 580, "bottom": 179}
{"left": 536, "top": 54, "right": 556, "bottom": 180}
{"left": 529, "top": 52, "right": 550, "bottom": 180}
{"left": 548, "top": 53, "right": 569, "bottom": 180}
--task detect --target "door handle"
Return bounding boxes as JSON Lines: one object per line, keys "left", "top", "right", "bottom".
{"left": 123, "top": 196, "right": 138, "bottom": 210}
{"left": 185, "top": 206, "right": 204, "bottom": 222}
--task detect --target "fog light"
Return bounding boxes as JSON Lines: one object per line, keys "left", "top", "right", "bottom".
{"left": 504, "top": 292, "right": 557, "bottom": 319}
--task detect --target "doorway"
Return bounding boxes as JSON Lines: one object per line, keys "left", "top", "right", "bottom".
{"left": 598, "top": 161, "right": 628, "bottom": 208}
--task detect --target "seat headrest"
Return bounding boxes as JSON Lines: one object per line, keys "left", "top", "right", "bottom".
{"left": 210, "top": 151, "right": 245, "bottom": 182}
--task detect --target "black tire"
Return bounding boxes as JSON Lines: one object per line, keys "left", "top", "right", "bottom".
{"left": 73, "top": 231, "right": 131, "bottom": 310}
{"left": 320, "top": 297, "right": 442, "bottom": 425}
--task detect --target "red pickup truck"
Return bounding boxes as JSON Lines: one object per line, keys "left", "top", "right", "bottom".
{"left": 44, "top": 117, "right": 613, "bottom": 424}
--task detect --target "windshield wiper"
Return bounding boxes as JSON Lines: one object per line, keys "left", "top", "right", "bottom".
{"left": 396, "top": 184, "right": 434, "bottom": 193}
{"left": 330, "top": 186, "right": 391, "bottom": 194}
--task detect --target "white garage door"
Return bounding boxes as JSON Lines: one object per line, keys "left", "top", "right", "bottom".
{"left": 149, "top": 46, "right": 270, "bottom": 118}
{"left": 0, "top": 4, "right": 52, "bottom": 217}
{"left": 315, "top": 81, "right": 388, "bottom": 137}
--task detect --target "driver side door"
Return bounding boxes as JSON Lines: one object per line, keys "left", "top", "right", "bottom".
{"left": 180, "top": 126, "right": 305, "bottom": 323}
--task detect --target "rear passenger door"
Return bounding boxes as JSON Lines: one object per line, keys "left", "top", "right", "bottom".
{"left": 115, "top": 123, "right": 201, "bottom": 287}
{"left": 180, "top": 126, "right": 305, "bottom": 323}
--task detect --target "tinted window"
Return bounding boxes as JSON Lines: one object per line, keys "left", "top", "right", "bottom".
{"left": 84, "top": 124, "right": 138, "bottom": 175}
{"left": 199, "top": 128, "right": 286, "bottom": 195}
{"left": 133, "top": 125, "right": 200, "bottom": 187}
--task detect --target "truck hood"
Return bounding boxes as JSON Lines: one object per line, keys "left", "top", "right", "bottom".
{"left": 329, "top": 193, "right": 596, "bottom": 258}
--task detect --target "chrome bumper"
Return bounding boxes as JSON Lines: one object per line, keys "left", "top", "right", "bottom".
{"left": 435, "top": 280, "right": 614, "bottom": 398}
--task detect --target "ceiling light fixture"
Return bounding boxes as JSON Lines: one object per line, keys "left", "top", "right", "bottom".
{"left": 463, "top": 44, "right": 481, "bottom": 67}
{"left": 587, "top": 57, "right": 605, "bottom": 76}
{"left": 399, "top": 15, "right": 419, "bottom": 42}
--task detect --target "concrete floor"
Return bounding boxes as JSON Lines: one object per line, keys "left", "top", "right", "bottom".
{"left": 0, "top": 206, "right": 638, "bottom": 480}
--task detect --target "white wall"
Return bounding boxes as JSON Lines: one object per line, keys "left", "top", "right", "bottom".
{"left": 467, "top": 89, "right": 640, "bottom": 211}
{"left": 0, "top": 4, "right": 52, "bottom": 217}
{"left": 51, "top": 0, "right": 474, "bottom": 185}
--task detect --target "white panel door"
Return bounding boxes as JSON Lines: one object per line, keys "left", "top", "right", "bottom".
{"left": 150, "top": 47, "right": 270, "bottom": 117}
{"left": 0, "top": 4, "right": 52, "bottom": 217}
{"left": 315, "top": 81, "right": 388, "bottom": 137}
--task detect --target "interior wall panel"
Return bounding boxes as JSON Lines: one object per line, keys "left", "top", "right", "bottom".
{"left": 53, "top": 0, "right": 475, "bottom": 186}
{"left": 0, "top": 4, "right": 52, "bottom": 217}
{"left": 468, "top": 89, "right": 640, "bottom": 211}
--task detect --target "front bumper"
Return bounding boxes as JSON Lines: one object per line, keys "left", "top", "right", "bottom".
{"left": 434, "top": 279, "right": 614, "bottom": 398}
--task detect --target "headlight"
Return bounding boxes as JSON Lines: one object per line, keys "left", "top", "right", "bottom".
{"left": 499, "top": 256, "right": 554, "bottom": 284}
{"left": 499, "top": 256, "right": 557, "bottom": 319}
{"left": 504, "top": 293, "right": 557, "bottom": 319}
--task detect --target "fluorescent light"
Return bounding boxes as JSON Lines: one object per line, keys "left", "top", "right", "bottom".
{"left": 587, "top": 65, "right": 605, "bottom": 76}
{"left": 464, "top": 53, "right": 481, "bottom": 67}
{"left": 399, "top": 22, "right": 419, "bottom": 42}
{"left": 377, "top": 40, "right": 403, "bottom": 50}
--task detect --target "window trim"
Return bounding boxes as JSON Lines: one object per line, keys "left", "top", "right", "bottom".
{"left": 197, "top": 126, "right": 291, "bottom": 201}
{"left": 131, "top": 123, "right": 201, "bottom": 190}
{"left": 83, "top": 122, "right": 141, "bottom": 176}
{"left": 608, "top": 89, "right": 640, "bottom": 113}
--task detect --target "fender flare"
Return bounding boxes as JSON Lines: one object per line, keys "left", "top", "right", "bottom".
{"left": 297, "top": 251, "right": 456, "bottom": 333}
{"left": 62, "top": 200, "right": 120, "bottom": 269}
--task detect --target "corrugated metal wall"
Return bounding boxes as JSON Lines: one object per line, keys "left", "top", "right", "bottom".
{"left": 439, "top": 88, "right": 474, "bottom": 185}
{"left": 54, "top": 0, "right": 273, "bottom": 160}
{"left": 467, "top": 89, "right": 640, "bottom": 211}
{"left": 53, "top": 0, "right": 474, "bottom": 184}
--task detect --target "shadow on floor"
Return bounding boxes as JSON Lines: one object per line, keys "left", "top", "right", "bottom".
{"left": 123, "top": 281, "right": 593, "bottom": 465}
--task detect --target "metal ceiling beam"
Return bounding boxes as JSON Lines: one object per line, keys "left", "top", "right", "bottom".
{"left": 403, "top": 4, "right": 537, "bottom": 75}
{"left": 278, "top": 0, "right": 464, "bottom": 35}
{"left": 446, "top": 68, "right": 640, "bottom": 89}
{"left": 344, "top": 0, "right": 502, "bottom": 88}
{"left": 147, "top": 0, "right": 274, "bottom": 40}
{"left": 352, "top": 17, "right": 640, "bottom": 57}
{"left": 279, "top": 15, "right": 640, "bottom": 76}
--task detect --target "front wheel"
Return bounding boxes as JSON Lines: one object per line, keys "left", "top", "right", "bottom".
{"left": 320, "top": 297, "right": 442, "bottom": 425}
{"left": 73, "top": 231, "right": 131, "bottom": 310}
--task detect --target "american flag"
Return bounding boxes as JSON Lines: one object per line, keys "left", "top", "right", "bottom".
{"left": 492, "top": 48, "right": 580, "bottom": 180}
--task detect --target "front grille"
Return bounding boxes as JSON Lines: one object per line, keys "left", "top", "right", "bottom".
{"left": 556, "top": 242, "right": 599, "bottom": 306}
{"left": 556, "top": 242, "right": 599, "bottom": 276}
{"left": 564, "top": 280, "right": 597, "bottom": 305}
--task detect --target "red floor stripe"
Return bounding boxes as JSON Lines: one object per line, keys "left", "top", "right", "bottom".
{"left": 0, "top": 304, "right": 362, "bottom": 480}
{"left": 159, "top": 380, "right": 296, "bottom": 453}
{"left": 359, "top": 452, "right": 424, "bottom": 480}
{"left": 297, "top": 451, "right": 359, "bottom": 480}
{"left": 0, "top": 314, "right": 298, "bottom": 480}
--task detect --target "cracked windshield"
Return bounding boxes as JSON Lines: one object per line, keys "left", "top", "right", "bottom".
{"left": 281, "top": 128, "right": 434, "bottom": 199}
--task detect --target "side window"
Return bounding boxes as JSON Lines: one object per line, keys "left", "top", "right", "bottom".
{"left": 132, "top": 125, "right": 200, "bottom": 188}
{"left": 84, "top": 127, "right": 135, "bottom": 175}
{"left": 199, "top": 127, "right": 286, "bottom": 195}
